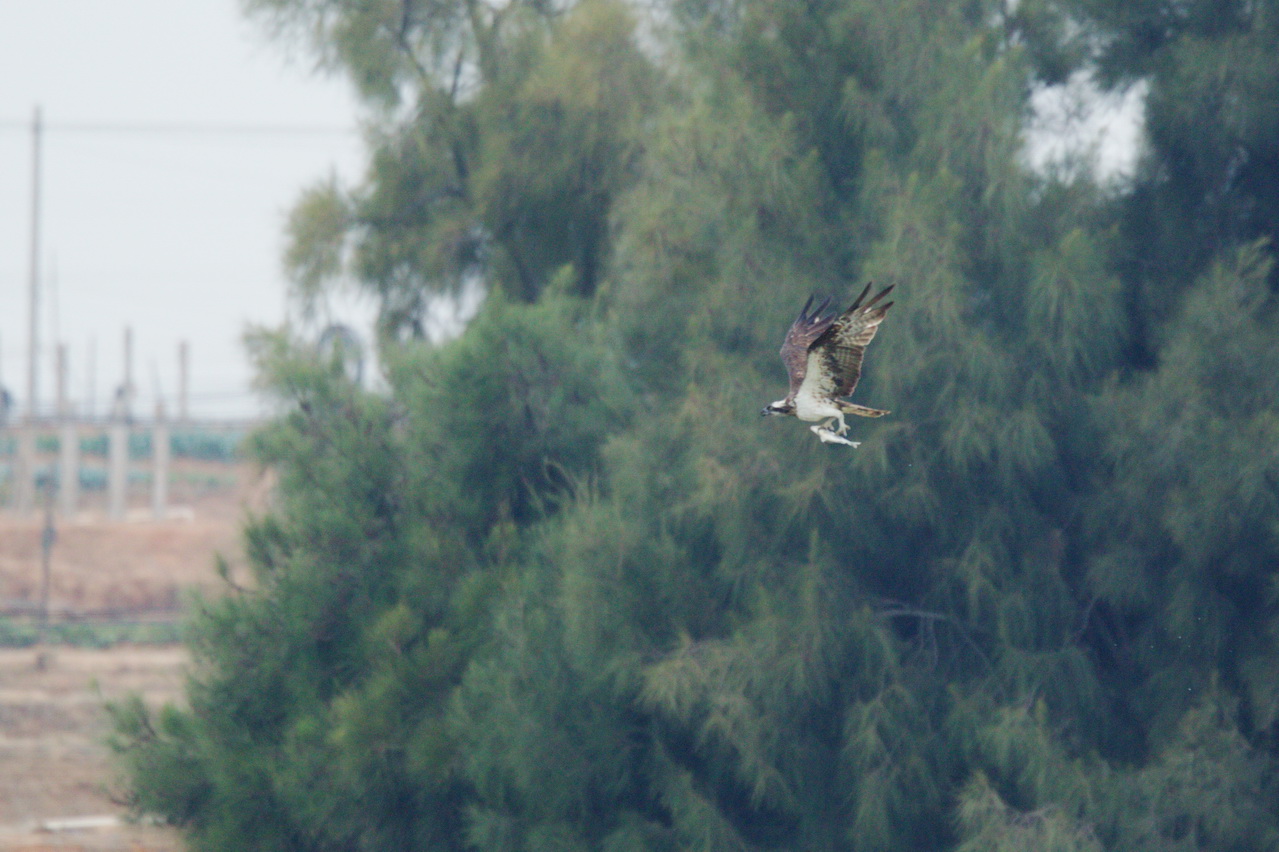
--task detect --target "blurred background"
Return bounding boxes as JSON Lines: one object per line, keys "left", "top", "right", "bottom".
{"left": 0, "top": 0, "right": 365, "bottom": 421}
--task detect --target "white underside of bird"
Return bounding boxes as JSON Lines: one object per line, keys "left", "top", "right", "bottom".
{"left": 792, "top": 382, "right": 861, "bottom": 446}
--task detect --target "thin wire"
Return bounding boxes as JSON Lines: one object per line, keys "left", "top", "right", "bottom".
{"left": 0, "top": 119, "right": 357, "bottom": 136}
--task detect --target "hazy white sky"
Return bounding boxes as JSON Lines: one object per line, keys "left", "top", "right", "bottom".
{"left": 0, "top": 0, "right": 366, "bottom": 420}
{"left": 1026, "top": 72, "right": 1145, "bottom": 184}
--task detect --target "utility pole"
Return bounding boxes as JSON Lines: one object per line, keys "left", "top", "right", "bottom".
{"left": 38, "top": 476, "right": 55, "bottom": 649}
{"left": 85, "top": 335, "right": 95, "bottom": 419}
{"left": 27, "top": 106, "right": 42, "bottom": 421}
{"left": 178, "top": 340, "right": 189, "bottom": 423}
{"left": 13, "top": 107, "right": 42, "bottom": 514}
{"left": 122, "top": 326, "right": 134, "bottom": 420}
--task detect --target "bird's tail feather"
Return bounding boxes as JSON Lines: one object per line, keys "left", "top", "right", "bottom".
{"left": 839, "top": 402, "right": 889, "bottom": 418}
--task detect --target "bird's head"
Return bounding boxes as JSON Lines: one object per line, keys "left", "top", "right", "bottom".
{"left": 761, "top": 399, "right": 794, "bottom": 417}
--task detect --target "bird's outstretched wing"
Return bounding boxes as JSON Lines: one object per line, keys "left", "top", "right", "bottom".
{"left": 809, "top": 283, "right": 895, "bottom": 398}
{"left": 780, "top": 295, "right": 837, "bottom": 399}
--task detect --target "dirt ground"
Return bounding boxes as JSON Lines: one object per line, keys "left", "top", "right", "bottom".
{"left": 0, "top": 460, "right": 268, "bottom": 614}
{"left": 0, "top": 646, "right": 187, "bottom": 851}
{"left": 0, "top": 459, "right": 267, "bottom": 851}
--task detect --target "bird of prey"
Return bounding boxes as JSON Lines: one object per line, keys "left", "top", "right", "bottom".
{"left": 761, "top": 283, "right": 895, "bottom": 447}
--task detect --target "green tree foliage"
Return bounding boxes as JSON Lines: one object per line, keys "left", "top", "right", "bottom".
{"left": 1032, "top": 0, "right": 1279, "bottom": 340}
{"left": 264, "top": 0, "right": 656, "bottom": 332}
{"left": 112, "top": 0, "right": 1279, "bottom": 849}
{"left": 1087, "top": 243, "right": 1279, "bottom": 742}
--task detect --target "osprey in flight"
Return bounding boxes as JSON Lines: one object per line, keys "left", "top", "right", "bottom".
{"left": 761, "top": 284, "right": 895, "bottom": 447}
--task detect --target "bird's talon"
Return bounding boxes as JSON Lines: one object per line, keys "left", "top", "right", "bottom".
{"left": 811, "top": 424, "right": 860, "bottom": 447}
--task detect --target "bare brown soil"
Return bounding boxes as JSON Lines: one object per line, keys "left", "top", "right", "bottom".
{"left": 0, "top": 646, "right": 186, "bottom": 851}
{"left": 0, "top": 460, "right": 269, "bottom": 851}
{"left": 0, "top": 460, "right": 269, "bottom": 614}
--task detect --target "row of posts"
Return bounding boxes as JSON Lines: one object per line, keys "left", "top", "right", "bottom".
{"left": 6, "top": 334, "right": 186, "bottom": 521}
{"left": 9, "top": 400, "right": 172, "bottom": 521}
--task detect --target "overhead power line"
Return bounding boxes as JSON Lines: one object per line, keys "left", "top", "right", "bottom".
{"left": 0, "top": 119, "right": 358, "bottom": 136}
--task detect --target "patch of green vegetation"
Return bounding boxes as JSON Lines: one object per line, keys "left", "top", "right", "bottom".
{"left": 0, "top": 617, "right": 184, "bottom": 648}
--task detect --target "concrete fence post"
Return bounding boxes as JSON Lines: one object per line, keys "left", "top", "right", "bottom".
{"left": 152, "top": 401, "right": 169, "bottom": 520}
{"left": 13, "top": 422, "right": 36, "bottom": 514}
{"left": 56, "top": 343, "right": 77, "bottom": 518}
{"left": 107, "top": 403, "right": 128, "bottom": 521}
{"left": 59, "top": 409, "right": 78, "bottom": 518}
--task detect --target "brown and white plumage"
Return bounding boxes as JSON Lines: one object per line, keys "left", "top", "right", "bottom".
{"left": 762, "top": 283, "right": 895, "bottom": 446}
